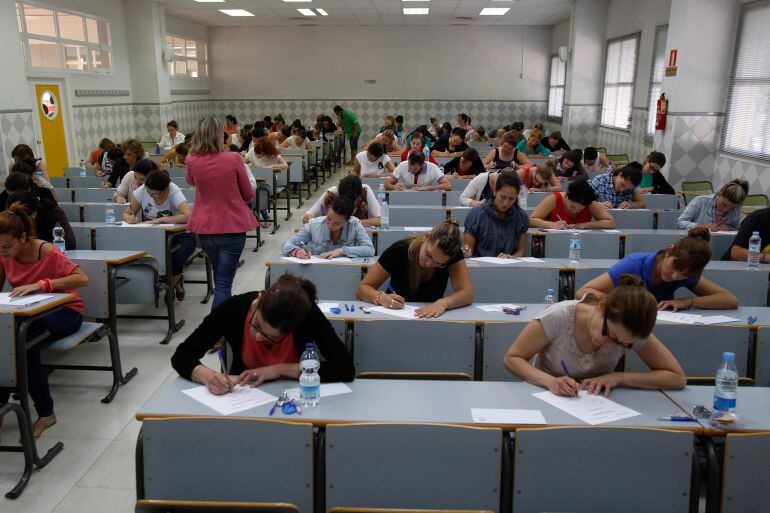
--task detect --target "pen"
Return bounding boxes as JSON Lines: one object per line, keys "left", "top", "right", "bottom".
{"left": 560, "top": 360, "right": 579, "bottom": 397}
{"left": 217, "top": 347, "right": 231, "bottom": 393}
{"left": 658, "top": 416, "right": 698, "bottom": 422}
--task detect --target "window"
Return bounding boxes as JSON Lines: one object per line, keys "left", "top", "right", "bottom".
{"left": 548, "top": 55, "right": 567, "bottom": 119}
{"left": 166, "top": 35, "right": 208, "bottom": 79}
{"left": 15, "top": 1, "right": 111, "bottom": 73}
{"left": 601, "top": 34, "right": 639, "bottom": 130}
{"left": 647, "top": 25, "right": 668, "bottom": 137}
{"left": 721, "top": 1, "right": 770, "bottom": 161}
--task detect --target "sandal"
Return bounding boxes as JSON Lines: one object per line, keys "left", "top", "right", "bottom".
{"left": 174, "top": 276, "right": 186, "bottom": 302}
{"left": 32, "top": 414, "right": 57, "bottom": 440}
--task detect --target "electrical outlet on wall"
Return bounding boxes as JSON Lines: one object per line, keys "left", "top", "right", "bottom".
{"left": 365, "top": 79, "right": 377, "bottom": 85}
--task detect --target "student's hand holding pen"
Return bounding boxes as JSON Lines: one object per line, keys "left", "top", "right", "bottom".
{"left": 194, "top": 365, "right": 234, "bottom": 395}
{"left": 548, "top": 375, "right": 581, "bottom": 397}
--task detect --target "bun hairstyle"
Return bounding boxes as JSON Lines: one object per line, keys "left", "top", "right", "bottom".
{"left": 668, "top": 227, "right": 712, "bottom": 277}
{"left": 0, "top": 201, "right": 36, "bottom": 240}
{"left": 536, "top": 160, "right": 555, "bottom": 182}
{"left": 604, "top": 274, "right": 658, "bottom": 339}
{"left": 257, "top": 273, "right": 317, "bottom": 333}
{"left": 719, "top": 179, "right": 750, "bottom": 205}
{"left": 406, "top": 219, "right": 462, "bottom": 293}
{"left": 337, "top": 174, "right": 363, "bottom": 201}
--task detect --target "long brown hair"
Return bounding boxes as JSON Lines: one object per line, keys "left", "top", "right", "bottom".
{"left": 190, "top": 117, "right": 225, "bottom": 155}
{"left": 256, "top": 274, "right": 318, "bottom": 333}
{"left": 666, "top": 226, "right": 712, "bottom": 277}
{"left": 405, "top": 220, "right": 462, "bottom": 293}
{"left": 604, "top": 274, "right": 658, "bottom": 338}
{"left": 0, "top": 202, "right": 36, "bottom": 240}
{"left": 252, "top": 132, "right": 280, "bottom": 157}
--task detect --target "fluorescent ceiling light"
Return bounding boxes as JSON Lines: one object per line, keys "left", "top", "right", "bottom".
{"left": 219, "top": 8, "right": 254, "bottom": 16}
{"left": 298, "top": 8, "right": 316, "bottom": 15}
{"left": 403, "top": 7, "right": 429, "bottom": 14}
{"left": 194, "top": 0, "right": 225, "bottom": 3}
{"left": 283, "top": 0, "right": 312, "bottom": 2}
{"left": 317, "top": 8, "right": 329, "bottom": 16}
{"left": 402, "top": 0, "right": 429, "bottom": 2}
{"left": 480, "top": 7, "right": 510, "bottom": 15}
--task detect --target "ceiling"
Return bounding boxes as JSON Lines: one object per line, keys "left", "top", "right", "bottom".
{"left": 162, "top": 0, "right": 573, "bottom": 27}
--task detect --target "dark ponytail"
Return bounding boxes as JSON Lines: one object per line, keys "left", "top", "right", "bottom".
{"left": 667, "top": 227, "right": 712, "bottom": 277}
{"left": 604, "top": 274, "right": 658, "bottom": 339}
{"left": 0, "top": 201, "right": 36, "bottom": 239}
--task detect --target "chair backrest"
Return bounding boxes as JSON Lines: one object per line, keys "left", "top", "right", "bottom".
{"left": 388, "top": 206, "right": 447, "bottom": 228}
{"left": 721, "top": 433, "right": 770, "bottom": 513}
{"left": 387, "top": 191, "right": 444, "bottom": 206}
{"left": 644, "top": 194, "right": 679, "bottom": 210}
{"left": 331, "top": 508, "right": 493, "bottom": 513}
{"left": 266, "top": 262, "right": 363, "bottom": 300}
{"left": 326, "top": 423, "right": 501, "bottom": 512}
{"left": 742, "top": 193, "right": 769, "bottom": 213}
{"left": 606, "top": 154, "right": 630, "bottom": 166}
{"left": 594, "top": 146, "right": 608, "bottom": 154}
{"left": 141, "top": 418, "right": 314, "bottom": 511}
{"left": 680, "top": 181, "right": 714, "bottom": 205}
{"left": 514, "top": 427, "right": 693, "bottom": 513}
{"left": 356, "top": 372, "right": 472, "bottom": 381}
{"left": 135, "top": 500, "right": 299, "bottom": 513}
{"left": 72, "top": 188, "right": 115, "bottom": 203}
{"left": 444, "top": 190, "right": 463, "bottom": 207}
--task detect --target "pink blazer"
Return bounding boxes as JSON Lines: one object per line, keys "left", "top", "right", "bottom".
{"left": 186, "top": 151, "right": 257, "bottom": 234}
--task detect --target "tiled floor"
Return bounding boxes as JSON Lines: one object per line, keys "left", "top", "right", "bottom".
{"left": 0, "top": 166, "right": 347, "bottom": 512}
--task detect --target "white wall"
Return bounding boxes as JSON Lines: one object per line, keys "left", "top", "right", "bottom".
{"left": 551, "top": 19, "right": 570, "bottom": 54}
{"left": 209, "top": 26, "right": 551, "bottom": 101}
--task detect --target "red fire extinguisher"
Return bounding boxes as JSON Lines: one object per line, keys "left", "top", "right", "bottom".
{"left": 655, "top": 93, "right": 668, "bottom": 131}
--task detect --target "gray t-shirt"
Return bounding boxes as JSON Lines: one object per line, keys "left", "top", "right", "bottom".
{"left": 133, "top": 182, "right": 186, "bottom": 220}
{"left": 532, "top": 298, "right": 647, "bottom": 380}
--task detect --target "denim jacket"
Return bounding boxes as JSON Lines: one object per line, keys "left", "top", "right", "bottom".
{"left": 281, "top": 216, "right": 375, "bottom": 258}
{"left": 676, "top": 194, "right": 741, "bottom": 231}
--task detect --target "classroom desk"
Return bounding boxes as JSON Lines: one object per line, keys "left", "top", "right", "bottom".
{"left": 665, "top": 386, "right": 770, "bottom": 434}
{"left": 622, "top": 229, "right": 736, "bottom": 260}
{"left": 0, "top": 294, "right": 74, "bottom": 498}
{"left": 530, "top": 230, "right": 622, "bottom": 259}
{"left": 136, "top": 377, "right": 700, "bottom": 433}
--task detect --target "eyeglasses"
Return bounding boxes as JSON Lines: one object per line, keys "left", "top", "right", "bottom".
{"left": 249, "top": 312, "right": 283, "bottom": 344}
{"left": 602, "top": 316, "right": 635, "bottom": 349}
{"left": 424, "top": 246, "right": 449, "bottom": 268}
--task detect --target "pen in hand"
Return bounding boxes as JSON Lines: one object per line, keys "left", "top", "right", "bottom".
{"left": 217, "top": 347, "right": 232, "bottom": 393}
{"left": 560, "top": 360, "right": 579, "bottom": 397}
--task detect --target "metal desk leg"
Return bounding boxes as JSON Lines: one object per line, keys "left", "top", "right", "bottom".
{"left": 135, "top": 425, "right": 145, "bottom": 500}
{"left": 104, "top": 265, "right": 138, "bottom": 402}
{"left": 0, "top": 403, "right": 34, "bottom": 499}
{"left": 703, "top": 436, "right": 721, "bottom": 513}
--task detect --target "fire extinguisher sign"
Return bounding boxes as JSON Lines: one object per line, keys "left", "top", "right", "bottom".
{"left": 665, "top": 49, "right": 678, "bottom": 77}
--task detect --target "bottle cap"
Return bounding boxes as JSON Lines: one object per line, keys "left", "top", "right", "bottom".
{"left": 547, "top": 288, "right": 555, "bottom": 294}
{"left": 722, "top": 352, "right": 735, "bottom": 362}
{"left": 305, "top": 342, "right": 315, "bottom": 351}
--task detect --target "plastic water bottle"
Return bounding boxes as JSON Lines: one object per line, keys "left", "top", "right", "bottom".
{"left": 423, "top": 146, "right": 430, "bottom": 160}
{"left": 544, "top": 288, "right": 556, "bottom": 307}
{"left": 52, "top": 223, "right": 66, "bottom": 253}
{"left": 748, "top": 231, "right": 761, "bottom": 270}
{"left": 299, "top": 343, "right": 321, "bottom": 407}
{"left": 79, "top": 159, "right": 86, "bottom": 177}
{"left": 519, "top": 184, "right": 528, "bottom": 210}
{"left": 380, "top": 200, "right": 389, "bottom": 229}
{"left": 155, "top": 143, "right": 161, "bottom": 155}
{"left": 713, "top": 351, "right": 738, "bottom": 412}
{"left": 105, "top": 199, "right": 116, "bottom": 225}
{"left": 377, "top": 183, "right": 386, "bottom": 204}
{"left": 569, "top": 231, "right": 582, "bottom": 262}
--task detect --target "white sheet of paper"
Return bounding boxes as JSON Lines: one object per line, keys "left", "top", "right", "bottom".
{"left": 0, "top": 293, "right": 55, "bottom": 307}
{"left": 403, "top": 227, "right": 433, "bottom": 231}
{"left": 542, "top": 228, "right": 592, "bottom": 233}
{"left": 602, "top": 229, "right": 622, "bottom": 233}
{"left": 714, "top": 231, "right": 738, "bottom": 235}
{"left": 120, "top": 221, "right": 175, "bottom": 228}
{"left": 471, "top": 257, "right": 521, "bottom": 264}
{"left": 316, "top": 302, "right": 340, "bottom": 314}
{"left": 656, "top": 310, "right": 702, "bottom": 324}
{"left": 518, "top": 257, "right": 545, "bottom": 263}
{"left": 696, "top": 315, "right": 741, "bottom": 325}
{"left": 476, "top": 303, "right": 524, "bottom": 313}
{"left": 286, "top": 383, "right": 353, "bottom": 401}
{"left": 471, "top": 408, "right": 546, "bottom": 425}
{"left": 182, "top": 385, "right": 277, "bottom": 416}
{"left": 533, "top": 390, "right": 641, "bottom": 425}
{"left": 370, "top": 304, "right": 420, "bottom": 319}
{"left": 281, "top": 256, "right": 353, "bottom": 265}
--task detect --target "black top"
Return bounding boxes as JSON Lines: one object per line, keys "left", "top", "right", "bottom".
{"left": 443, "top": 155, "right": 485, "bottom": 176}
{"left": 541, "top": 136, "right": 571, "bottom": 152}
{"left": 433, "top": 134, "right": 468, "bottom": 154}
{"left": 171, "top": 292, "right": 355, "bottom": 382}
{"left": 722, "top": 208, "right": 770, "bottom": 260}
{"left": 106, "top": 158, "right": 130, "bottom": 188}
{"left": 38, "top": 205, "right": 76, "bottom": 250}
{"left": 650, "top": 172, "right": 675, "bottom": 195}
{"left": 378, "top": 239, "right": 462, "bottom": 302}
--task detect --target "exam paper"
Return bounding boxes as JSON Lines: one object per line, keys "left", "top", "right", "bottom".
{"left": 403, "top": 227, "right": 433, "bottom": 231}
{"left": 471, "top": 257, "right": 521, "bottom": 264}
{"left": 476, "top": 304, "right": 524, "bottom": 313}
{"left": 518, "top": 257, "right": 545, "bottom": 263}
{"left": 316, "top": 302, "right": 340, "bottom": 314}
{"left": 286, "top": 383, "right": 353, "bottom": 400}
{"left": 120, "top": 221, "right": 176, "bottom": 228}
{"left": 471, "top": 408, "right": 546, "bottom": 424}
{"left": 0, "top": 293, "right": 55, "bottom": 307}
{"left": 655, "top": 310, "right": 702, "bottom": 324}
{"left": 182, "top": 385, "right": 277, "bottom": 416}
{"left": 370, "top": 304, "right": 420, "bottom": 319}
{"left": 533, "top": 390, "right": 641, "bottom": 425}
{"left": 541, "top": 228, "right": 592, "bottom": 233}
{"left": 696, "top": 315, "right": 741, "bottom": 325}
{"left": 602, "top": 229, "right": 622, "bottom": 233}
{"left": 281, "top": 256, "right": 353, "bottom": 264}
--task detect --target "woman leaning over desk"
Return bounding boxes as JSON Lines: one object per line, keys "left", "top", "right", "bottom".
{"left": 171, "top": 274, "right": 354, "bottom": 395}
{"left": 356, "top": 220, "right": 473, "bottom": 318}
{"left": 504, "top": 275, "right": 686, "bottom": 397}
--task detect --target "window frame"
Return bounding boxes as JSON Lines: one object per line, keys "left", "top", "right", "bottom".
{"left": 547, "top": 54, "right": 567, "bottom": 121}
{"left": 166, "top": 33, "right": 209, "bottom": 79}
{"left": 646, "top": 24, "right": 668, "bottom": 139}
{"left": 720, "top": 0, "right": 770, "bottom": 163}
{"left": 16, "top": 0, "right": 112, "bottom": 74}
{"left": 600, "top": 32, "right": 641, "bottom": 132}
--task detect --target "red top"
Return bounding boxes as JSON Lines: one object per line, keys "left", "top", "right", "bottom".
{"left": 224, "top": 124, "right": 239, "bottom": 136}
{"left": 549, "top": 192, "right": 591, "bottom": 225}
{"left": 241, "top": 312, "right": 299, "bottom": 369}
{"left": 401, "top": 149, "right": 439, "bottom": 166}
{"left": 0, "top": 245, "right": 84, "bottom": 314}
{"left": 89, "top": 148, "right": 101, "bottom": 165}
{"left": 520, "top": 166, "right": 535, "bottom": 188}
{"left": 185, "top": 151, "right": 257, "bottom": 234}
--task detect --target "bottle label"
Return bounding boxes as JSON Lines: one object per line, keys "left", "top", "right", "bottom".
{"left": 300, "top": 384, "right": 320, "bottom": 397}
{"left": 714, "top": 395, "right": 736, "bottom": 411}
{"left": 570, "top": 239, "right": 581, "bottom": 250}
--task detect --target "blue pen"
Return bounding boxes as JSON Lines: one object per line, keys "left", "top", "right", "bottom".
{"left": 560, "top": 360, "right": 578, "bottom": 397}
{"left": 216, "top": 348, "right": 231, "bottom": 393}
{"left": 658, "top": 416, "right": 698, "bottom": 422}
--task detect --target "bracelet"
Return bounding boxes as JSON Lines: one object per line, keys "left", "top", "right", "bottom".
{"left": 37, "top": 279, "right": 46, "bottom": 291}
{"left": 374, "top": 291, "right": 383, "bottom": 306}
{"left": 191, "top": 364, "right": 204, "bottom": 384}
{"left": 689, "top": 296, "right": 695, "bottom": 308}
{"left": 45, "top": 278, "right": 53, "bottom": 292}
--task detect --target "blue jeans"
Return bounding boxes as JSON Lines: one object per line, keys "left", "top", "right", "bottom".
{"left": 0, "top": 307, "right": 83, "bottom": 417}
{"left": 171, "top": 232, "right": 198, "bottom": 276}
{"left": 198, "top": 233, "right": 246, "bottom": 310}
